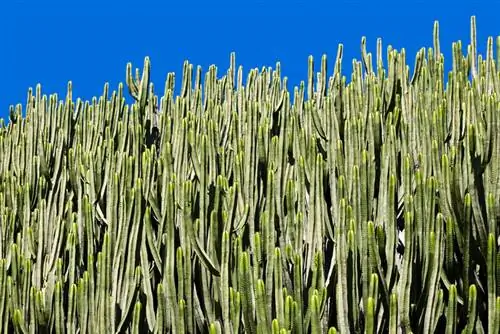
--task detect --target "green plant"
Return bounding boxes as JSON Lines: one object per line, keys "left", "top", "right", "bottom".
{"left": 0, "top": 16, "right": 498, "bottom": 333}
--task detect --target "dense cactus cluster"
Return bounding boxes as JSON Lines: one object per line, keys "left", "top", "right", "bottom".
{"left": 0, "top": 17, "right": 499, "bottom": 333}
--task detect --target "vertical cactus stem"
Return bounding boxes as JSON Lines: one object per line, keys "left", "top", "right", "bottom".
{"left": 361, "top": 36, "right": 370, "bottom": 74}
{"left": 274, "top": 248, "right": 285, "bottom": 328}
{"left": 12, "top": 309, "right": 28, "bottom": 334}
{"left": 487, "top": 233, "right": 497, "bottom": 334}
{"left": 486, "top": 193, "right": 496, "bottom": 237}
{"left": 272, "top": 319, "right": 280, "bottom": 334}
{"left": 293, "top": 253, "right": 304, "bottom": 334}
{"left": 433, "top": 20, "right": 441, "bottom": 62}
{"left": 0, "top": 259, "right": 6, "bottom": 333}
{"left": 495, "top": 297, "right": 500, "bottom": 334}
{"left": 320, "top": 54, "right": 327, "bottom": 99}
{"left": 411, "top": 48, "right": 424, "bottom": 85}
{"left": 78, "top": 273, "right": 89, "bottom": 334}
{"left": 67, "top": 283, "right": 78, "bottom": 334}
{"left": 399, "top": 210, "right": 414, "bottom": 333}
{"left": 414, "top": 170, "right": 425, "bottom": 262}
{"left": 131, "top": 302, "right": 142, "bottom": 334}
{"left": 54, "top": 281, "right": 64, "bottom": 334}
{"left": 445, "top": 284, "right": 457, "bottom": 334}
{"left": 464, "top": 285, "right": 477, "bottom": 334}
{"left": 365, "top": 297, "right": 375, "bottom": 334}
{"left": 445, "top": 214, "right": 455, "bottom": 275}
{"left": 347, "top": 221, "right": 360, "bottom": 331}
{"left": 470, "top": 16, "right": 478, "bottom": 80}
{"left": 177, "top": 299, "right": 186, "bottom": 334}
{"left": 253, "top": 232, "right": 262, "bottom": 281}
{"left": 389, "top": 293, "right": 398, "bottom": 333}
{"left": 307, "top": 55, "right": 314, "bottom": 101}
{"left": 256, "top": 280, "right": 269, "bottom": 331}
{"left": 464, "top": 193, "right": 472, "bottom": 305}
{"left": 175, "top": 248, "right": 184, "bottom": 299}
{"left": 239, "top": 252, "right": 255, "bottom": 334}
{"left": 87, "top": 254, "right": 96, "bottom": 330}
{"left": 335, "top": 198, "right": 349, "bottom": 334}
{"left": 156, "top": 283, "right": 165, "bottom": 334}
{"left": 28, "top": 287, "right": 37, "bottom": 330}
{"left": 220, "top": 231, "right": 231, "bottom": 334}
{"left": 139, "top": 57, "right": 151, "bottom": 118}
{"left": 368, "top": 273, "right": 379, "bottom": 312}
{"left": 126, "top": 63, "right": 138, "bottom": 99}
{"left": 284, "top": 295, "right": 293, "bottom": 331}
{"left": 424, "top": 213, "right": 444, "bottom": 334}
{"left": 385, "top": 174, "right": 397, "bottom": 285}
{"left": 310, "top": 291, "right": 322, "bottom": 334}
{"left": 265, "top": 169, "right": 277, "bottom": 317}
{"left": 140, "top": 218, "right": 156, "bottom": 331}
{"left": 230, "top": 288, "right": 241, "bottom": 333}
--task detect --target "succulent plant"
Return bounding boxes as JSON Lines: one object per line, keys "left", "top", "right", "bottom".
{"left": 0, "top": 16, "right": 498, "bottom": 334}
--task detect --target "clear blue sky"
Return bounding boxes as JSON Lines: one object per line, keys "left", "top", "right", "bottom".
{"left": 1, "top": 0, "right": 499, "bottom": 122}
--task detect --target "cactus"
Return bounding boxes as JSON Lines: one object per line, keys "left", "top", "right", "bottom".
{"left": 0, "top": 16, "right": 499, "bottom": 333}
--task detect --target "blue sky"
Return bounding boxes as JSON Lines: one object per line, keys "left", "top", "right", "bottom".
{"left": 1, "top": 0, "right": 499, "bottom": 122}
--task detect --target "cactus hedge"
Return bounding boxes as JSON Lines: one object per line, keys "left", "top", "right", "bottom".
{"left": 0, "top": 16, "right": 499, "bottom": 333}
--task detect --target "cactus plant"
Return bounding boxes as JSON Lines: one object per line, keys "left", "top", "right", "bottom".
{"left": 0, "top": 16, "right": 499, "bottom": 333}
